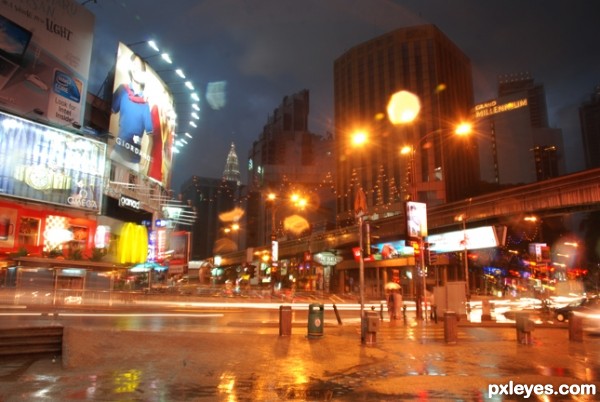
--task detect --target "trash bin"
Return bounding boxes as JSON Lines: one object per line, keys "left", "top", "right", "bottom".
{"left": 307, "top": 303, "right": 324, "bottom": 338}
{"left": 279, "top": 305, "right": 292, "bottom": 336}
{"left": 444, "top": 311, "right": 458, "bottom": 344}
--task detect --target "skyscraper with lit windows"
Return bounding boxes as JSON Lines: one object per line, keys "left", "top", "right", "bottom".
{"left": 334, "top": 24, "right": 478, "bottom": 226}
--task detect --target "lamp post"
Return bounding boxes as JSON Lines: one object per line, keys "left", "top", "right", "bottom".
{"left": 457, "top": 214, "right": 469, "bottom": 298}
{"left": 354, "top": 187, "right": 367, "bottom": 343}
{"left": 351, "top": 130, "right": 369, "bottom": 343}
{"left": 401, "top": 122, "right": 473, "bottom": 320}
{"left": 267, "top": 193, "right": 278, "bottom": 292}
{"left": 455, "top": 211, "right": 470, "bottom": 318}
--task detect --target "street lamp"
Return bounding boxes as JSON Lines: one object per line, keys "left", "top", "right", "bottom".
{"left": 266, "top": 192, "right": 307, "bottom": 292}
{"left": 351, "top": 129, "right": 370, "bottom": 343}
{"left": 400, "top": 122, "right": 473, "bottom": 202}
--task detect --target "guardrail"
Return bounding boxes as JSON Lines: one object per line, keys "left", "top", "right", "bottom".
{"left": 0, "top": 326, "right": 63, "bottom": 357}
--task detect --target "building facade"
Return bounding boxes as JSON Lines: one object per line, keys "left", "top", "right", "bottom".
{"left": 475, "top": 73, "right": 565, "bottom": 186}
{"left": 579, "top": 85, "right": 600, "bottom": 169}
{"left": 246, "top": 90, "right": 336, "bottom": 248}
{"left": 334, "top": 24, "right": 478, "bottom": 226}
{"left": 180, "top": 176, "right": 239, "bottom": 260}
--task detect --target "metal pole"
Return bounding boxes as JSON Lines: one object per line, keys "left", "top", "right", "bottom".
{"left": 270, "top": 201, "right": 276, "bottom": 292}
{"left": 358, "top": 215, "right": 366, "bottom": 343}
{"left": 463, "top": 218, "right": 470, "bottom": 316}
{"left": 421, "top": 238, "right": 427, "bottom": 322}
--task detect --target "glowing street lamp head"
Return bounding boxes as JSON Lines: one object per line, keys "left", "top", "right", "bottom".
{"left": 455, "top": 122, "right": 472, "bottom": 136}
{"left": 351, "top": 131, "right": 368, "bottom": 147}
{"left": 400, "top": 145, "right": 412, "bottom": 155}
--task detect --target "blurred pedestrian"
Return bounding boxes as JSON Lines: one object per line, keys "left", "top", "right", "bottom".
{"left": 387, "top": 291, "right": 396, "bottom": 320}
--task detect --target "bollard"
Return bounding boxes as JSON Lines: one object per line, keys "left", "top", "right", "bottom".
{"left": 332, "top": 303, "right": 343, "bottom": 325}
{"left": 307, "top": 303, "right": 324, "bottom": 338}
{"left": 365, "top": 311, "right": 380, "bottom": 345}
{"left": 481, "top": 299, "right": 492, "bottom": 321}
{"left": 515, "top": 312, "right": 534, "bottom": 344}
{"left": 444, "top": 311, "right": 458, "bottom": 344}
{"left": 569, "top": 313, "right": 583, "bottom": 342}
{"left": 431, "top": 305, "right": 438, "bottom": 324}
{"left": 279, "top": 305, "right": 292, "bottom": 336}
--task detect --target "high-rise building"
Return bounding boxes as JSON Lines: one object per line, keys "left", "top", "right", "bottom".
{"left": 579, "top": 85, "right": 600, "bottom": 169}
{"left": 334, "top": 24, "right": 478, "bottom": 226}
{"left": 475, "top": 73, "right": 565, "bottom": 186}
{"left": 246, "top": 90, "right": 335, "bottom": 247}
{"left": 180, "top": 176, "right": 238, "bottom": 260}
{"left": 223, "top": 142, "right": 242, "bottom": 186}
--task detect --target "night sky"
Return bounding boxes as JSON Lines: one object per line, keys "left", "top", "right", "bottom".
{"left": 85, "top": 0, "right": 600, "bottom": 191}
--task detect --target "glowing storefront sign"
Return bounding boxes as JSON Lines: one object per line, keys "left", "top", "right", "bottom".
{"left": 117, "top": 222, "right": 148, "bottom": 264}
{"left": 427, "top": 226, "right": 499, "bottom": 253}
{"left": 474, "top": 98, "right": 528, "bottom": 118}
{"left": 0, "top": 112, "right": 106, "bottom": 212}
{"left": 118, "top": 195, "right": 141, "bottom": 210}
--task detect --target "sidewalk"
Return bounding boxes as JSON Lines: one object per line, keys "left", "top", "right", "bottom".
{"left": 1, "top": 317, "right": 599, "bottom": 401}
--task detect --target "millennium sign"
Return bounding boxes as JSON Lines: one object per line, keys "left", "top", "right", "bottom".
{"left": 474, "top": 98, "right": 528, "bottom": 118}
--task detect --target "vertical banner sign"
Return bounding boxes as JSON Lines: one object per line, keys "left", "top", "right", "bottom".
{"left": 169, "top": 231, "right": 190, "bottom": 274}
{"left": 406, "top": 201, "right": 428, "bottom": 239}
{"left": 0, "top": 0, "right": 95, "bottom": 127}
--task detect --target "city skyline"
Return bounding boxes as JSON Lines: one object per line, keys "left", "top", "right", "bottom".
{"left": 86, "top": 0, "right": 600, "bottom": 192}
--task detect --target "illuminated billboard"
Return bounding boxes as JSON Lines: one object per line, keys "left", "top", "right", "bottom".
{"left": 0, "top": 111, "right": 106, "bottom": 212}
{"left": 0, "top": 1, "right": 95, "bottom": 127}
{"left": 108, "top": 43, "right": 175, "bottom": 189}
{"left": 406, "top": 201, "right": 428, "bottom": 239}
{"left": 427, "top": 226, "right": 501, "bottom": 253}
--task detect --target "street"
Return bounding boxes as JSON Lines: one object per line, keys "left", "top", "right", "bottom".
{"left": 1, "top": 300, "right": 599, "bottom": 401}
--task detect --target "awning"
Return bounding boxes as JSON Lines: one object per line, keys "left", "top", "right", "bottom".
{"left": 336, "top": 256, "right": 415, "bottom": 271}
{"left": 13, "top": 256, "right": 127, "bottom": 272}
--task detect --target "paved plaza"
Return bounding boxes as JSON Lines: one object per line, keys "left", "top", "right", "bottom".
{"left": 1, "top": 316, "right": 599, "bottom": 401}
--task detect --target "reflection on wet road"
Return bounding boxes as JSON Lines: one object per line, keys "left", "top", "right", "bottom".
{"left": 2, "top": 321, "right": 599, "bottom": 401}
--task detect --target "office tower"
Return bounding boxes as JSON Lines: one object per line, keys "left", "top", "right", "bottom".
{"left": 334, "top": 24, "right": 478, "bottom": 225}
{"left": 580, "top": 85, "right": 600, "bottom": 169}
{"left": 180, "top": 176, "right": 238, "bottom": 260}
{"left": 246, "top": 90, "right": 335, "bottom": 247}
{"left": 475, "top": 73, "right": 565, "bottom": 186}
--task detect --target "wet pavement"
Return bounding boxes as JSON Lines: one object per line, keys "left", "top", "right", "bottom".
{"left": 1, "top": 318, "right": 600, "bottom": 401}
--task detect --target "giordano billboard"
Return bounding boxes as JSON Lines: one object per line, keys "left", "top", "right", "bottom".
{"left": 108, "top": 42, "right": 176, "bottom": 189}
{"left": 0, "top": 111, "right": 106, "bottom": 213}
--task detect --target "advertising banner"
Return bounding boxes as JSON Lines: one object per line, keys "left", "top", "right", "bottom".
{"left": 0, "top": 0, "right": 95, "bottom": 127}
{"left": 169, "top": 231, "right": 189, "bottom": 274}
{"left": 108, "top": 43, "right": 175, "bottom": 189}
{"left": 406, "top": 201, "right": 428, "bottom": 239}
{"left": 427, "top": 226, "right": 500, "bottom": 253}
{"left": 0, "top": 111, "right": 106, "bottom": 212}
